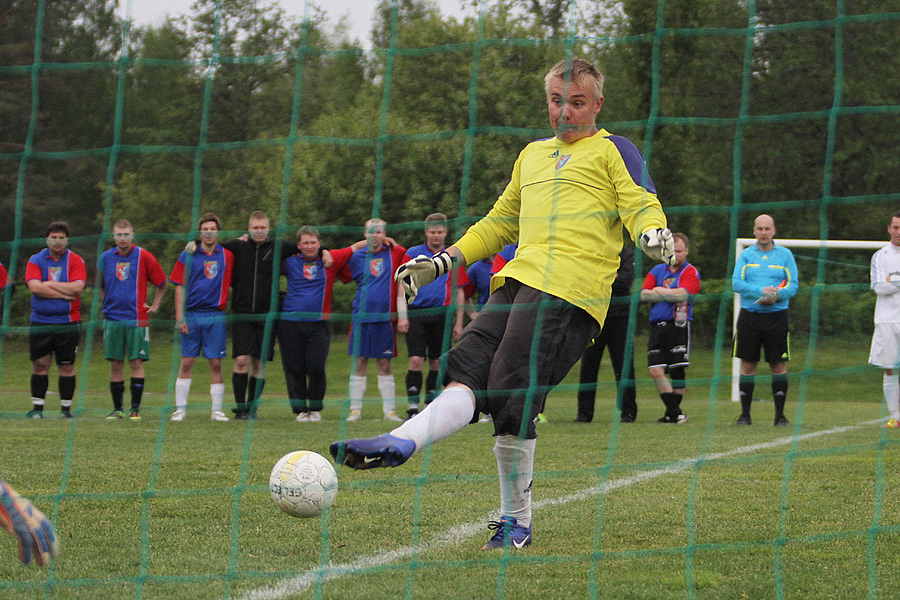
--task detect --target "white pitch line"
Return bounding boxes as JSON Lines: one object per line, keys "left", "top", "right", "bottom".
{"left": 238, "top": 418, "right": 884, "bottom": 600}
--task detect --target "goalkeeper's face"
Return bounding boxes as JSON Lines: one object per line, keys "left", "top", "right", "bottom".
{"left": 547, "top": 77, "right": 603, "bottom": 144}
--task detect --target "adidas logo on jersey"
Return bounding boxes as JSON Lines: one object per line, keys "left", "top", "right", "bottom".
{"left": 548, "top": 150, "right": 559, "bottom": 158}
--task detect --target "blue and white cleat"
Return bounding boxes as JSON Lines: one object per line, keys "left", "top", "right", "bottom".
{"left": 482, "top": 516, "right": 532, "bottom": 549}
{"left": 330, "top": 434, "right": 416, "bottom": 470}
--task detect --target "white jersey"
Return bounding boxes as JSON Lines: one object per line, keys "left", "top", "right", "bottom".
{"left": 871, "top": 243, "right": 900, "bottom": 324}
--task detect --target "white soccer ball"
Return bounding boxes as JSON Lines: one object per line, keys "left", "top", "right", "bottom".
{"left": 269, "top": 451, "right": 338, "bottom": 518}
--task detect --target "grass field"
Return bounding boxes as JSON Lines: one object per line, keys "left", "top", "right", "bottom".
{"left": 0, "top": 331, "right": 898, "bottom": 599}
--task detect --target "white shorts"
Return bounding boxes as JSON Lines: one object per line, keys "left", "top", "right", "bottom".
{"left": 869, "top": 323, "right": 900, "bottom": 369}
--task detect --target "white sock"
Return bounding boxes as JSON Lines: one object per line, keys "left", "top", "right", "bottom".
{"left": 884, "top": 372, "right": 900, "bottom": 420}
{"left": 175, "top": 378, "right": 191, "bottom": 410}
{"left": 392, "top": 386, "right": 476, "bottom": 451}
{"left": 377, "top": 374, "right": 396, "bottom": 413}
{"left": 349, "top": 375, "right": 366, "bottom": 411}
{"left": 210, "top": 383, "right": 225, "bottom": 412}
{"left": 493, "top": 435, "right": 535, "bottom": 528}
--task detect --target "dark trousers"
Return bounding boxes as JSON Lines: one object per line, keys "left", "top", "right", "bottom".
{"left": 278, "top": 320, "right": 330, "bottom": 412}
{"left": 576, "top": 315, "right": 637, "bottom": 421}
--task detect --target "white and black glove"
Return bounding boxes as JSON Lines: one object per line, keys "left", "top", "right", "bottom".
{"left": 394, "top": 251, "right": 454, "bottom": 303}
{"left": 639, "top": 228, "right": 675, "bottom": 266}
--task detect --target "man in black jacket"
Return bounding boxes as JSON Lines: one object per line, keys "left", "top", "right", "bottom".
{"left": 222, "top": 211, "right": 300, "bottom": 419}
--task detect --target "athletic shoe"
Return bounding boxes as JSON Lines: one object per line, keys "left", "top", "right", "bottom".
{"left": 61, "top": 409, "right": 72, "bottom": 419}
{"left": 128, "top": 410, "right": 141, "bottom": 421}
{"left": 620, "top": 414, "right": 636, "bottom": 423}
{"left": 296, "top": 412, "right": 310, "bottom": 422}
{"left": 482, "top": 516, "right": 532, "bottom": 550}
{"left": 384, "top": 411, "right": 403, "bottom": 422}
{"left": 655, "top": 415, "right": 675, "bottom": 423}
{"left": 170, "top": 410, "right": 186, "bottom": 421}
{"left": 330, "top": 434, "right": 416, "bottom": 470}
{"left": 406, "top": 405, "right": 419, "bottom": 420}
{"left": 675, "top": 413, "right": 688, "bottom": 424}
{"left": 211, "top": 411, "right": 229, "bottom": 422}
{"left": 883, "top": 418, "right": 900, "bottom": 429}
{"left": 233, "top": 412, "right": 249, "bottom": 421}
{"left": 346, "top": 409, "right": 361, "bottom": 422}
{"left": 774, "top": 414, "right": 790, "bottom": 426}
{"left": 27, "top": 410, "right": 43, "bottom": 419}
{"left": 534, "top": 413, "right": 548, "bottom": 423}
{"left": 735, "top": 413, "right": 752, "bottom": 425}
{"left": 307, "top": 411, "right": 322, "bottom": 422}
{"left": 105, "top": 410, "right": 123, "bottom": 420}
{"left": 478, "top": 414, "right": 492, "bottom": 423}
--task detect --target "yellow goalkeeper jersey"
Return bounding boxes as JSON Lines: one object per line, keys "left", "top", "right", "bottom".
{"left": 453, "top": 129, "right": 667, "bottom": 326}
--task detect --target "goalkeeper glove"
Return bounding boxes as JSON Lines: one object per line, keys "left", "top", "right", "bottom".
{"left": 640, "top": 228, "right": 676, "bottom": 266}
{"left": 394, "top": 251, "right": 454, "bottom": 302}
{"left": 0, "top": 481, "right": 59, "bottom": 566}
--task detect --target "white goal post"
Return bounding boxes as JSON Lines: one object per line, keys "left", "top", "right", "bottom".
{"left": 729, "top": 237, "right": 886, "bottom": 402}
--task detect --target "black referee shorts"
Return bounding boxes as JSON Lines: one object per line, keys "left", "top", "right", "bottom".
{"left": 733, "top": 309, "right": 790, "bottom": 364}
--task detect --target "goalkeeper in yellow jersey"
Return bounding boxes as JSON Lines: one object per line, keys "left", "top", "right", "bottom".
{"left": 332, "top": 58, "right": 673, "bottom": 549}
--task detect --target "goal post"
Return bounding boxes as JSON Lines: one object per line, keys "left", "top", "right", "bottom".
{"left": 729, "top": 237, "right": 886, "bottom": 402}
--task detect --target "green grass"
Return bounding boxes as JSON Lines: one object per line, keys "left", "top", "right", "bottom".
{"left": 0, "top": 331, "right": 897, "bottom": 599}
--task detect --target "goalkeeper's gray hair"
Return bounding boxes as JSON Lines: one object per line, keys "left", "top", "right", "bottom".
{"left": 544, "top": 58, "right": 604, "bottom": 99}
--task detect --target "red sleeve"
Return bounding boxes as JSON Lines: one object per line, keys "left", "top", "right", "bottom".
{"left": 453, "top": 265, "right": 470, "bottom": 288}
{"left": 0, "top": 264, "right": 7, "bottom": 288}
{"left": 641, "top": 271, "right": 656, "bottom": 291}
{"left": 220, "top": 249, "right": 234, "bottom": 309}
{"left": 169, "top": 259, "right": 185, "bottom": 285}
{"left": 491, "top": 254, "right": 507, "bottom": 275}
{"left": 680, "top": 265, "right": 701, "bottom": 295}
{"left": 329, "top": 246, "right": 355, "bottom": 283}
{"left": 142, "top": 251, "right": 168, "bottom": 287}
{"left": 25, "top": 262, "right": 41, "bottom": 282}
{"left": 69, "top": 253, "right": 87, "bottom": 282}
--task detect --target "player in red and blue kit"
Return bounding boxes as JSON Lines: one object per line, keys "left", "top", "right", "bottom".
{"left": 0, "top": 259, "right": 8, "bottom": 315}
{"left": 465, "top": 256, "right": 494, "bottom": 312}
{"left": 25, "top": 221, "right": 87, "bottom": 418}
{"left": 641, "top": 233, "right": 700, "bottom": 423}
{"left": 278, "top": 226, "right": 342, "bottom": 422}
{"left": 332, "top": 218, "right": 409, "bottom": 422}
{"left": 398, "top": 214, "right": 470, "bottom": 418}
{"left": 169, "top": 214, "right": 234, "bottom": 422}
{"left": 98, "top": 219, "right": 168, "bottom": 420}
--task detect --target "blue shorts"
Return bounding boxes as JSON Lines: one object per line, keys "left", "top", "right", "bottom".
{"left": 181, "top": 310, "right": 227, "bottom": 359}
{"left": 348, "top": 321, "right": 395, "bottom": 359}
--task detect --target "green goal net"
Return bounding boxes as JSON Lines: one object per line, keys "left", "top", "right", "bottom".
{"left": 1, "top": 1, "right": 899, "bottom": 598}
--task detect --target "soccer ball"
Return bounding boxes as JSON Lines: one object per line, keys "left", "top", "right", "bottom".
{"left": 269, "top": 451, "right": 338, "bottom": 518}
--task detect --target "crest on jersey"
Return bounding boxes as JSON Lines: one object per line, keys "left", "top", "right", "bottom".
{"left": 555, "top": 154, "right": 572, "bottom": 170}
{"left": 303, "top": 263, "right": 318, "bottom": 280}
{"left": 116, "top": 262, "right": 130, "bottom": 281}
{"left": 204, "top": 261, "right": 218, "bottom": 279}
{"left": 49, "top": 267, "right": 62, "bottom": 282}
{"left": 370, "top": 258, "right": 384, "bottom": 277}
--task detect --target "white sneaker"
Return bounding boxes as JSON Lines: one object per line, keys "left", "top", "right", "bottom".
{"left": 308, "top": 411, "right": 322, "bottom": 422}
{"left": 346, "top": 409, "right": 361, "bottom": 422}
{"left": 478, "top": 415, "right": 492, "bottom": 423}
{"left": 170, "top": 410, "right": 186, "bottom": 421}
{"left": 296, "top": 412, "right": 310, "bottom": 422}
{"left": 384, "top": 410, "right": 403, "bottom": 422}
{"left": 211, "top": 410, "right": 229, "bottom": 421}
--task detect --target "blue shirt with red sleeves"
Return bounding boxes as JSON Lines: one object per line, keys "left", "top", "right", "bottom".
{"left": 466, "top": 258, "right": 493, "bottom": 310}
{"left": 335, "top": 244, "right": 408, "bottom": 323}
{"left": 169, "top": 244, "right": 233, "bottom": 311}
{"left": 281, "top": 254, "right": 340, "bottom": 321}
{"left": 403, "top": 244, "right": 470, "bottom": 309}
{"left": 26, "top": 248, "right": 87, "bottom": 323}
{"left": 491, "top": 243, "right": 519, "bottom": 274}
{"left": 642, "top": 261, "right": 701, "bottom": 322}
{"left": 99, "top": 244, "right": 167, "bottom": 326}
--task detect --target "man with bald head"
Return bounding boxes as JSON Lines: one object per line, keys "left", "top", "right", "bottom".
{"left": 732, "top": 214, "right": 799, "bottom": 426}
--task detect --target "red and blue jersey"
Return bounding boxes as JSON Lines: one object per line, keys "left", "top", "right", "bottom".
{"left": 491, "top": 243, "right": 519, "bottom": 275}
{"left": 642, "top": 261, "right": 701, "bottom": 322}
{"left": 169, "top": 245, "right": 233, "bottom": 311}
{"left": 466, "top": 258, "right": 494, "bottom": 310}
{"left": 281, "top": 254, "right": 340, "bottom": 321}
{"left": 336, "top": 244, "right": 408, "bottom": 323}
{"left": 0, "top": 260, "right": 7, "bottom": 289}
{"left": 403, "top": 244, "right": 470, "bottom": 309}
{"left": 99, "top": 244, "right": 167, "bottom": 326}
{"left": 25, "top": 249, "right": 87, "bottom": 323}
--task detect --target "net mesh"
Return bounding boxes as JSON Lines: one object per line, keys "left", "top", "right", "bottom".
{"left": 1, "top": 1, "right": 899, "bottom": 598}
